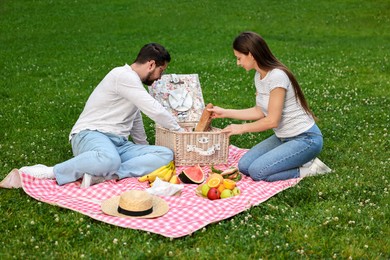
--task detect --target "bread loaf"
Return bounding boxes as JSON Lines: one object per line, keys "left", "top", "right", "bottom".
{"left": 195, "top": 103, "right": 214, "bottom": 132}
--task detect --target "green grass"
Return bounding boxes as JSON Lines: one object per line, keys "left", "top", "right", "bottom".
{"left": 1, "top": 0, "right": 389, "bottom": 259}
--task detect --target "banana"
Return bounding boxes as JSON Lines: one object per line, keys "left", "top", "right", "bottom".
{"left": 162, "top": 168, "right": 173, "bottom": 182}
{"left": 164, "top": 161, "right": 177, "bottom": 181}
{"left": 168, "top": 161, "right": 175, "bottom": 171}
{"left": 138, "top": 161, "right": 173, "bottom": 182}
{"left": 169, "top": 161, "right": 176, "bottom": 173}
{"left": 138, "top": 175, "right": 149, "bottom": 182}
{"left": 161, "top": 161, "right": 176, "bottom": 181}
{"left": 160, "top": 161, "right": 173, "bottom": 181}
{"left": 147, "top": 167, "right": 171, "bottom": 183}
{"left": 139, "top": 173, "right": 153, "bottom": 182}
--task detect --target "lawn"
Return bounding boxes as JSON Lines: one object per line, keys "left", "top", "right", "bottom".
{"left": 0, "top": 0, "right": 389, "bottom": 259}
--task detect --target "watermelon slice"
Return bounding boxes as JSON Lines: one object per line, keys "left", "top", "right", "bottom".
{"left": 178, "top": 165, "right": 205, "bottom": 184}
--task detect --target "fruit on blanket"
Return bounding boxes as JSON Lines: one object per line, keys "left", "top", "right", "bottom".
{"left": 232, "top": 187, "right": 240, "bottom": 196}
{"left": 223, "top": 179, "right": 236, "bottom": 190}
{"left": 162, "top": 170, "right": 173, "bottom": 182}
{"left": 178, "top": 165, "right": 205, "bottom": 184}
{"left": 207, "top": 187, "right": 220, "bottom": 200}
{"left": 220, "top": 189, "right": 234, "bottom": 199}
{"left": 205, "top": 173, "right": 224, "bottom": 183}
{"left": 164, "top": 161, "right": 176, "bottom": 182}
{"left": 169, "top": 175, "right": 181, "bottom": 184}
{"left": 201, "top": 184, "right": 211, "bottom": 197}
{"left": 207, "top": 177, "right": 221, "bottom": 188}
{"left": 138, "top": 161, "right": 175, "bottom": 183}
{"left": 147, "top": 167, "right": 171, "bottom": 182}
{"left": 197, "top": 183, "right": 241, "bottom": 199}
{"left": 217, "top": 183, "right": 225, "bottom": 193}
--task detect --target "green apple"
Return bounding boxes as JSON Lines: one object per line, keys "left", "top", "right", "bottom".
{"left": 220, "top": 189, "right": 233, "bottom": 199}
{"left": 232, "top": 187, "right": 240, "bottom": 196}
{"left": 201, "top": 184, "right": 210, "bottom": 197}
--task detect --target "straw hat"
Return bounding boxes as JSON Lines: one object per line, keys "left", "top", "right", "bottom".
{"left": 101, "top": 190, "right": 169, "bottom": 218}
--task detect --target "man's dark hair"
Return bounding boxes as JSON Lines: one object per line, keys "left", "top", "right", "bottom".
{"left": 134, "top": 43, "right": 171, "bottom": 67}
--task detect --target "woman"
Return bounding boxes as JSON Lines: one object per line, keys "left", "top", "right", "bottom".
{"left": 209, "top": 31, "right": 331, "bottom": 182}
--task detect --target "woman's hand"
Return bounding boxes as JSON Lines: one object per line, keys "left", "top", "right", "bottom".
{"left": 208, "top": 106, "right": 226, "bottom": 119}
{"left": 221, "top": 124, "right": 245, "bottom": 137}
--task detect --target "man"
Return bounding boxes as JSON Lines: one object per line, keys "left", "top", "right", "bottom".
{"left": 18, "top": 43, "right": 181, "bottom": 188}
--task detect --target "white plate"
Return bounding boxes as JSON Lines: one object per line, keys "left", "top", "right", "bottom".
{"left": 168, "top": 89, "right": 193, "bottom": 112}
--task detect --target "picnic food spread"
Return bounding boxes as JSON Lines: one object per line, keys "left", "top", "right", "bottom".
{"left": 137, "top": 162, "right": 242, "bottom": 202}
{"left": 138, "top": 161, "right": 176, "bottom": 186}
{"left": 178, "top": 165, "right": 205, "bottom": 184}
{"left": 196, "top": 166, "right": 241, "bottom": 200}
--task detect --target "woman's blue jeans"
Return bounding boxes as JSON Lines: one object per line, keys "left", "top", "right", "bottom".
{"left": 53, "top": 130, "right": 173, "bottom": 185}
{"left": 238, "top": 124, "right": 323, "bottom": 182}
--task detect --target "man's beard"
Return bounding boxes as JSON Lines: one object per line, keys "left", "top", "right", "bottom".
{"left": 142, "top": 71, "right": 155, "bottom": 86}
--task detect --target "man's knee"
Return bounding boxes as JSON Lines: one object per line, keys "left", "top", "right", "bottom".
{"left": 96, "top": 151, "right": 121, "bottom": 173}
{"left": 158, "top": 146, "right": 174, "bottom": 161}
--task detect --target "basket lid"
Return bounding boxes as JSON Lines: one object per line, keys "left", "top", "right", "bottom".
{"left": 149, "top": 74, "right": 205, "bottom": 122}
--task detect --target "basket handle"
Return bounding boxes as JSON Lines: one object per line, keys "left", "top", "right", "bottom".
{"left": 186, "top": 144, "right": 221, "bottom": 156}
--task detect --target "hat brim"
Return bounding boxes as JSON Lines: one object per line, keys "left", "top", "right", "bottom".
{"left": 101, "top": 194, "right": 169, "bottom": 219}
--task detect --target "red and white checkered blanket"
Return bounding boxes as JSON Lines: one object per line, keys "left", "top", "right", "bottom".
{"left": 1, "top": 145, "right": 300, "bottom": 238}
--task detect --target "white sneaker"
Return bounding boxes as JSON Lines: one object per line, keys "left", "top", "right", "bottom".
{"left": 19, "top": 164, "right": 55, "bottom": 179}
{"left": 301, "top": 159, "right": 314, "bottom": 167}
{"left": 300, "top": 158, "right": 332, "bottom": 178}
{"left": 310, "top": 158, "right": 332, "bottom": 174}
{"left": 80, "top": 173, "right": 105, "bottom": 188}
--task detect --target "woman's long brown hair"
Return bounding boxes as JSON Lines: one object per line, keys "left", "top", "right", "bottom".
{"left": 233, "top": 31, "right": 316, "bottom": 120}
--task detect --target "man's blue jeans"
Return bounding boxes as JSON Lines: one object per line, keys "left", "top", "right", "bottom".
{"left": 53, "top": 130, "right": 173, "bottom": 185}
{"left": 238, "top": 124, "right": 323, "bottom": 182}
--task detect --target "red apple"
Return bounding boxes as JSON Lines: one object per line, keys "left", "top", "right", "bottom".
{"left": 207, "top": 187, "right": 221, "bottom": 200}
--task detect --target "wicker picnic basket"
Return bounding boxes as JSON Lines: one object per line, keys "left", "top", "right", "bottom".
{"left": 149, "top": 74, "right": 229, "bottom": 166}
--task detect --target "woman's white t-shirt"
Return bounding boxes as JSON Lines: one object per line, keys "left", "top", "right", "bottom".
{"left": 255, "top": 68, "right": 314, "bottom": 138}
